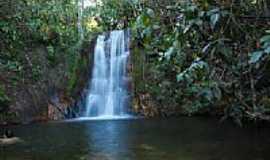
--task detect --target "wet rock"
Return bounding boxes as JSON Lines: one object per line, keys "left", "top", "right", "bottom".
{"left": 0, "top": 137, "right": 23, "bottom": 145}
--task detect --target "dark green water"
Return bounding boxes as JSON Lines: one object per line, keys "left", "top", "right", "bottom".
{"left": 1, "top": 118, "right": 270, "bottom": 160}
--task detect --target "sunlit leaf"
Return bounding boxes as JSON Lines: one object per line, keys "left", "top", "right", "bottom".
{"left": 249, "top": 51, "right": 264, "bottom": 63}
{"left": 202, "top": 43, "right": 211, "bottom": 53}
{"left": 183, "top": 24, "right": 191, "bottom": 34}
{"left": 164, "top": 47, "right": 175, "bottom": 60}
{"left": 260, "top": 35, "right": 270, "bottom": 43}
{"left": 146, "top": 8, "right": 155, "bottom": 18}
{"left": 265, "top": 46, "right": 270, "bottom": 54}
{"left": 210, "top": 13, "right": 220, "bottom": 29}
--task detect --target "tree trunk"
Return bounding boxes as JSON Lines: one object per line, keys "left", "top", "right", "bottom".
{"left": 78, "top": 0, "right": 84, "bottom": 42}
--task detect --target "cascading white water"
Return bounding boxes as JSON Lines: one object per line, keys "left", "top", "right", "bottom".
{"left": 84, "top": 30, "right": 130, "bottom": 119}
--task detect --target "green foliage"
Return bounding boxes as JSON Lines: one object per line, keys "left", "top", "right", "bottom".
{"left": 95, "top": 0, "right": 270, "bottom": 122}
{"left": 46, "top": 45, "right": 56, "bottom": 65}
{"left": 250, "top": 31, "right": 270, "bottom": 64}
{"left": 250, "top": 51, "right": 264, "bottom": 64}
{"left": 67, "top": 51, "right": 88, "bottom": 94}
{"left": 0, "top": 85, "right": 10, "bottom": 112}
{"left": 1, "top": 0, "right": 269, "bottom": 123}
{"left": 0, "top": 1, "right": 99, "bottom": 124}
{"left": 96, "top": 0, "right": 138, "bottom": 30}
{"left": 176, "top": 60, "right": 221, "bottom": 114}
{"left": 2, "top": 61, "right": 23, "bottom": 73}
{"left": 0, "top": 0, "right": 89, "bottom": 94}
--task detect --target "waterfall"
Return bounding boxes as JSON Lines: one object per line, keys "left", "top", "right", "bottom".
{"left": 84, "top": 30, "right": 131, "bottom": 118}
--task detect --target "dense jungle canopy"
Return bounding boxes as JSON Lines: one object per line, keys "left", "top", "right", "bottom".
{"left": 0, "top": 0, "right": 270, "bottom": 125}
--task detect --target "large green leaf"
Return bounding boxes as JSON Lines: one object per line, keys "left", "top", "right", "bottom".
{"left": 249, "top": 51, "right": 264, "bottom": 63}
{"left": 164, "top": 47, "right": 175, "bottom": 60}
{"left": 210, "top": 13, "right": 220, "bottom": 29}
{"left": 146, "top": 8, "right": 155, "bottom": 18}
{"left": 260, "top": 35, "right": 270, "bottom": 44}
{"left": 265, "top": 46, "right": 270, "bottom": 54}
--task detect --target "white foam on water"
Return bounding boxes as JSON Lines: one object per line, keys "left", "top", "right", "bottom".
{"left": 66, "top": 115, "right": 136, "bottom": 122}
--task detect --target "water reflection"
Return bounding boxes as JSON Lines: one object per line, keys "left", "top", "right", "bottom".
{"left": 84, "top": 120, "right": 134, "bottom": 160}
{"left": 2, "top": 118, "right": 270, "bottom": 160}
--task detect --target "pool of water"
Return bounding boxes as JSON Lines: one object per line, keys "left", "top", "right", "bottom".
{"left": 1, "top": 117, "right": 270, "bottom": 160}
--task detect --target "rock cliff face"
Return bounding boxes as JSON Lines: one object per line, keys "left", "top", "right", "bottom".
{"left": 0, "top": 39, "right": 96, "bottom": 125}
{"left": 46, "top": 39, "right": 96, "bottom": 121}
